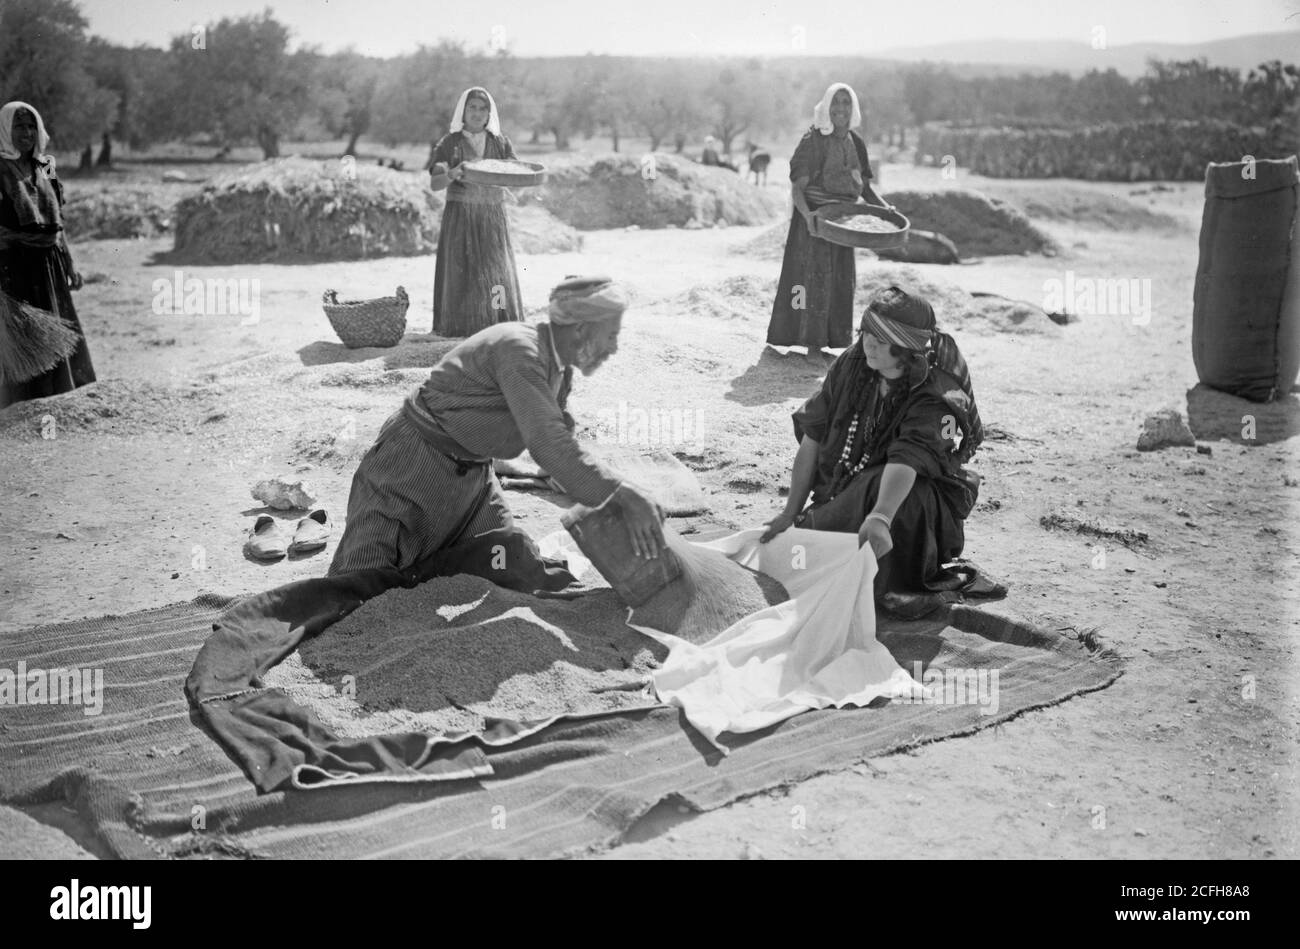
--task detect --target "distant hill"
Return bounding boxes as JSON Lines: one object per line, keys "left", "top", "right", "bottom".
{"left": 875, "top": 31, "right": 1299, "bottom": 76}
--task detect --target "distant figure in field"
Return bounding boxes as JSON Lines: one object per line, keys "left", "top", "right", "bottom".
{"left": 427, "top": 86, "right": 524, "bottom": 337}
{"left": 700, "top": 136, "right": 737, "bottom": 172}
{"left": 766, "top": 82, "right": 890, "bottom": 359}
{"left": 746, "top": 143, "right": 771, "bottom": 186}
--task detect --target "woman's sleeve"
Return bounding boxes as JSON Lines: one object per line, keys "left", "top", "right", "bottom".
{"left": 432, "top": 134, "right": 455, "bottom": 167}
{"left": 855, "top": 133, "right": 873, "bottom": 181}
{"left": 886, "top": 394, "right": 951, "bottom": 478}
{"left": 791, "top": 360, "right": 843, "bottom": 443}
{"left": 501, "top": 135, "right": 518, "bottom": 160}
{"left": 788, "top": 131, "right": 815, "bottom": 182}
{"left": 0, "top": 165, "right": 17, "bottom": 216}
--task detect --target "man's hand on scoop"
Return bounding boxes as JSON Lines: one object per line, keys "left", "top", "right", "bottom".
{"left": 614, "top": 483, "right": 665, "bottom": 560}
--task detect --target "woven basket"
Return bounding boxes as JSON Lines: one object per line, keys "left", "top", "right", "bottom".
{"left": 322, "top": 286, "right": 409, "bottom": 348}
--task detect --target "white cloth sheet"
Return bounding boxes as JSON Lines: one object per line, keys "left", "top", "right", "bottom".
{"left": 542, "top": 528, "right": 924, "bottom": 751}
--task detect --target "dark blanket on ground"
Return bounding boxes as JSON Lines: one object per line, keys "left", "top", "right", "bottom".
{"left": 0, "top": 532, "right": 1123, "bottom": 859}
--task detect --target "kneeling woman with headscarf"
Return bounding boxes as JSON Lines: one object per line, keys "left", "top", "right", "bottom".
{"left": 428, "top": 86, "right": 524, "bottom": 337}
{"left": 761, "top": 287, "right": 1000, "bottom": 615}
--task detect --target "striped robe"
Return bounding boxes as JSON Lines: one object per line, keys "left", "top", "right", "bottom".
{"left": 329, "top": 322, "right": 622, "bottom": 575}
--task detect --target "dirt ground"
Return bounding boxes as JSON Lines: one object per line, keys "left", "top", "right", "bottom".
{"left": 1, "top": 156, "right": 1296, "bottom": 860}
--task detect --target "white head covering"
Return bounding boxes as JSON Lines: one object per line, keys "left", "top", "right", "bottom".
{"left": 811, "top": 83, "right": 861, "bottom": 136}
{"left": 448, "top": 87, "right": 502, "bottom": 137}
{"left": 0, "top": 101, "right": 51, "bottom": 160}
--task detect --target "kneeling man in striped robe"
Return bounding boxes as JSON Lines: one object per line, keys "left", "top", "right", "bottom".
{"left": 329, "top": 276, "right": 665, "bottom": 577}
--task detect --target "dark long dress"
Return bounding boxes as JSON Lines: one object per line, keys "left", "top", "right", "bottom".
{"left": 767, "top": 127, "right": 874, "bottom": 350}
{"left": 431, "top": 131, "right": 524, "bottom": 338}
{"left": 0, "top": 156, "right": 94, "bottom": 409}
{"left": 790, "top": 346, "right": 980, "bottom": 596}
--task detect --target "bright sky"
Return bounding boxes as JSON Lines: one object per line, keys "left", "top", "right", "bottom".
{"left": 77, "top": 0, "right": 1300, "bottom": 57}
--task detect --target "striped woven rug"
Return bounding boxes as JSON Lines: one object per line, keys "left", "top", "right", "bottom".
{"left": 0, "top": 592, "right": 1122, "bottom": 859}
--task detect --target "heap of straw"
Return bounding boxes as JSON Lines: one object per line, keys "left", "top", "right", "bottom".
{"left": 540, "top": 152, "right": 785, "bottom": 230}
{"left": 171, "top": 157, "right": 442, "bottom": 264}
{"left": 0, "top": 289, "right": 80, "bottom": 385}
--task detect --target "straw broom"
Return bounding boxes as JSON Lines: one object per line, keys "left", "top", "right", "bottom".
{"left": 0, "top": 287, "right": 81, "bottom": 385}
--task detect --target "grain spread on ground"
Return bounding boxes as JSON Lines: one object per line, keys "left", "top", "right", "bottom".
{"left": 273, "top": 574, "right": 667, "bottom": 738}
{"left": 830, "top": 213, "right": 900, "bottom": 233}
{"left": 466, "top": 159, "right": 538, "bottom": 175}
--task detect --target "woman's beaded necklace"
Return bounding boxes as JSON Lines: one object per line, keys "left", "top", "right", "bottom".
{"left": 834, "top": 374, "right": 900, "bottom": 492}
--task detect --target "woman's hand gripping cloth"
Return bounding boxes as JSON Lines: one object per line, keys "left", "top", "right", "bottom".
{"left": 630, "top": 527, "right": 924, "bottom": 750}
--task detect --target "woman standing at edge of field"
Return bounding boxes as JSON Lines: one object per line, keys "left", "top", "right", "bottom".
{"left": 0, "top": 101, "right": 94, "bottom": 409}
{"left": 766, "top": 82, "right": 890, "bottom": 360}
{"left": 428, "top": 86, "right": 525, "bottom": 337}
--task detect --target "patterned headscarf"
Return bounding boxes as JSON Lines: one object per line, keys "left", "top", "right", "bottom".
{"left": 448, "top": 87, "right": 502, "bottom": 137}
{"left": 548, "top": 275, "right": 627, "bottom": 325}
{"left": 862, "top": 286, "right": 935, "bottom": 351}
{"left": 0, "top": 101, "right": 51, "bottom": 161}
{"left": 860, "top": 286, "right": 985, "bottom": 463}
{"left": 812, "top": 83, "right": 861, "bottom": 136}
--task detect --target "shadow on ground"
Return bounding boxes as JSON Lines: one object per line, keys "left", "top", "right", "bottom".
{"left": 1186, "top": 383, "right": 1300, "bottom": 446}
{"left": 726, "top": 347, "right": 828, "bottom": 407}
{"left": 298, "top": 335, "right": 461, "bottom": 369}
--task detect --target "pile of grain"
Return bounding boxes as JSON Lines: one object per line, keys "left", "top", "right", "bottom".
{"left": 287, "top": 574, "right": 666, "bottom": 737}
{"left": 858, "top": 264, "right": 1060, "bottom": 336}
{"left": 537, "top": 152, "right": 784, "bottom": 230}
{"left": 629, "top": 529, "right": 788, "bottom": 643}
{"left": 673, "top": 274, "right": 776, "bottom": 322}
{"left": 961, "top": 294, "right": 1062, "bottom": 336}
{"left": 729, "top": 219, "right": 794, "bottom": 259}
{"left": 858, "top": 264, "right": 974, "bottom": 326}
{"left": 883, "top": 189, "right": 1057, "bottom": 257}
{"left": 289, "top": 424, "right": 372, "bottom": 471}
{"left": 507, "top": 202, "right": 584, "bottom": 254}
{"left": 0, "top": 379, "right": 219, "bottom": 438}
{"left": 170, "top": 157, "right": 443, "bottom": 264}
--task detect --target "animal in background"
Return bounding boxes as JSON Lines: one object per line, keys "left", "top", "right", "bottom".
{"left": 747, "top": 143, "right": 771, "bottom": 186}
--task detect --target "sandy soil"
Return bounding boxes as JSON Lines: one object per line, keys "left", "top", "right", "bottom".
{"left": 1, "top": 159, "right": 1296, "bottom": 859}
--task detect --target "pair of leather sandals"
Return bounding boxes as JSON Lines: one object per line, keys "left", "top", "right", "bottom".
{"left": 246, "top": 510, "right": 330, "bottom": 561}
